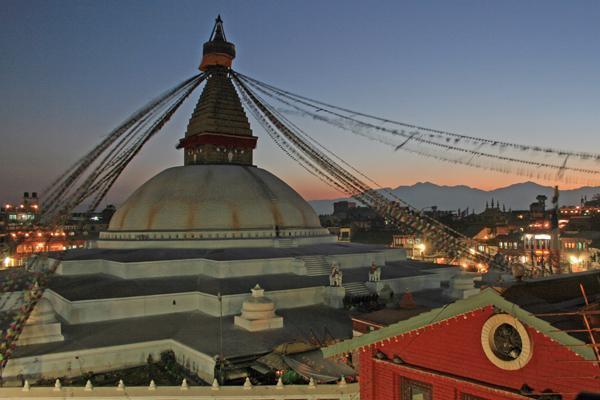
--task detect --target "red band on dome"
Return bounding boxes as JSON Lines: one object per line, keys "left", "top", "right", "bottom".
{"left": 177, "top": 133, "right": 258, "bottom": 150}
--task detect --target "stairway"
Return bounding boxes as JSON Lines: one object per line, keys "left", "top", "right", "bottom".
{"left": 299, "top": 255, "right": 330, "bottom": 276}
{"left": 342, "top": 282, "right": 372, "bottom": 298}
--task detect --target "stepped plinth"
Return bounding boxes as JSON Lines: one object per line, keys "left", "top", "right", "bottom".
{"left": 18, "top": 298, "right": 64, "bottom": 346}
{"left": 234, "top": 285, "right": 283, "bottom": 331}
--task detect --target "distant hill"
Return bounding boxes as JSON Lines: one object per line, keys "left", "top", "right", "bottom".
{"left": 308, "top": 181, "right": 600, "bottom": 215}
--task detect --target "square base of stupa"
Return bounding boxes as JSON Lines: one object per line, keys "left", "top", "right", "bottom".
{"left": 18, "top": 323, "right": 64, "bottom": 346}
{"left": 234, "top": 316, "right": 283, "bottom": 332}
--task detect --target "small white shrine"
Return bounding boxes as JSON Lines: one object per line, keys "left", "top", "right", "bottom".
{"left": 234, "top": 285, "right": 284, "bottom": 332}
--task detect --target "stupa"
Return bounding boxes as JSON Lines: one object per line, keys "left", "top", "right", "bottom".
{"left": 234, "top": 284, "right": 283, "bottom": 331}
{"left": 4, "top": 17, "right": 455, "bottom": 383}
{"left": 98, "top": 16, "right": 332, "bottom": 250}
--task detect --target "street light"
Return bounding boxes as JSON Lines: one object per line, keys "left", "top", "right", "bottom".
{"left": 417, "top": 243, "right": 426, "bottom": 260}
{"left": 569, "top": 255, "right": 582, "bottom": 264}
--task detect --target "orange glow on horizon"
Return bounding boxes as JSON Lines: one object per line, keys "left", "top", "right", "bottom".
{"left": 293, "top": 173, "right": 585, "bottom": 201}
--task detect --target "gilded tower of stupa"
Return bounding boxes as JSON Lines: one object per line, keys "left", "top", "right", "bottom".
{"left": 177, "top": 16, "right": 258, "bottom": 166}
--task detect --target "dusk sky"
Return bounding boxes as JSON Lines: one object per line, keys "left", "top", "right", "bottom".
{"left": 1, "top": 0, "right": 599, "bottom": 205}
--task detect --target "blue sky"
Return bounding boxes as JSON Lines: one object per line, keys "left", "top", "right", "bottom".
{"left": 1, "top": 0, "right": 599, "bottom": 204}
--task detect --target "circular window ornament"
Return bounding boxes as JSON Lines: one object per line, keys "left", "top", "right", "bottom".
{"left": 481, "top": 313, "right": 532, "bottom": 370}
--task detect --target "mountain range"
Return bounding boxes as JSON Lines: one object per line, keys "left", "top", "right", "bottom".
{"left": 308, "top": 181, "right": 600, "bottom": 215}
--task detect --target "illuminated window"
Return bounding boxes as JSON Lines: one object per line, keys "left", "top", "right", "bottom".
{"left": 401, "top": 378, "right": 432, "bottom": 400}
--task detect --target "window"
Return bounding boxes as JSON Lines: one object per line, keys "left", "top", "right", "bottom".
{"left": 401, "top": 378, "right": 432, "bottom": 400}
{"left": 481, "top": 314, "right": 532, "bottom": 370}
{"left": 462, "top": 395, "right": 486, "bottom": 400}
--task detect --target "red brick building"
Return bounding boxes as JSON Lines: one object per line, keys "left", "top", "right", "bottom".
{"left": 323, "top": 280, "right": 600, "bottom": 399}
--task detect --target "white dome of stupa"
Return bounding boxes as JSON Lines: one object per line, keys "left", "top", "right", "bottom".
{"left": 98, "top": 165, "right": 334, "bottom": 249}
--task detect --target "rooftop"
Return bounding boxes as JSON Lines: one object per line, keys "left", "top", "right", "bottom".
{"left": 48, "top": 260, "right": 451, "bottom": 301}
{"left": 323, "top": 272, "right": 600, "bottom": 360}
{"left": 15, "top": 305, "right": 352, "bottom": 360}
{"left": 500, "top": 270, "right": 600, "bottom": 343}
{"left": 59, "top": 242, "right": 387, "bottom": 263}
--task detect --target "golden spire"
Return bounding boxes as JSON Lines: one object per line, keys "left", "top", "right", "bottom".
{"left": 178, "top": 17, "right": 257, "bottom": 166}
{"left": 200, "top": 15, "right": 236, "bottom": 71}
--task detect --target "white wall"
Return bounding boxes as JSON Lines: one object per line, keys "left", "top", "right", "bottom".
{"left": 56, "top": 257, "right": 304, "bottom": 279}
{"left": 366, "top": 266, "right": 458, "bottom": 294}
{"left": 0, "top": 381, "right": 359, "bottom": 399}
{"left": 5, "top": 339, "right": 217, "bottom": 383}
{"left": 0, "top": 292, "right": 26, "bottom": 311}
{"left": 5, "top": 340, "right": 171, "bottom": 381}
{"left": 96, "top": 231, "right": 336, "bottom": 250}
{"left": 53, "top": 247, "right": 405, "bottom": 280}
{"left": 45, "top": 286, "right": 343, "bottom": 324}
{"left": 328, "top": 248, "right": 406, "bottom": 270}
